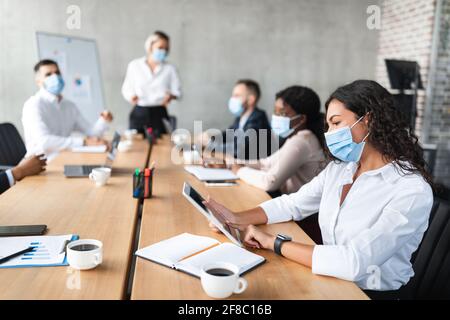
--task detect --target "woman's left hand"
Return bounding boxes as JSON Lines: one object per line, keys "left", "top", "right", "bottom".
{"left": 242, "top": 225, "right": 276, "bottom": 250}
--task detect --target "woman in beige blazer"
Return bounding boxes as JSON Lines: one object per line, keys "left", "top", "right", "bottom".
{"left": 231, "top": 86, "right": 326, "bottom": 195}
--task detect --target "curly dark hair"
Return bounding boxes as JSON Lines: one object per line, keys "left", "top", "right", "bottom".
{"left": 324, "top": 80, "right": 433, "bottom": 187}
{"left": 276, "top": 85, "right": 325, "bottom": 149}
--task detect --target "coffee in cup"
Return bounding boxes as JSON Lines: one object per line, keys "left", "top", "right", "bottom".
{"left": 67, "top": 239, "right": 103, "bottom": 270}
{"left": 200, "top": 262, "right": 247, "bottom": 299}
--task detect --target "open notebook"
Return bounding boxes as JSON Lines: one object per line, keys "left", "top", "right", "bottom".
{"left": 135, "top": 233, "right": 265, "bottom": 278}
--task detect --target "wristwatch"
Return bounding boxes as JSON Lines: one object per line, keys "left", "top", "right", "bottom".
{"left": 274, "top": 234, "right": 292, "bottom": 256}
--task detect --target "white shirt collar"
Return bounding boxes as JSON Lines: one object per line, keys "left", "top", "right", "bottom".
{"left": 38, "top": 88, "right": 61, "bottom": 104}
{"left": 343, "top": 161, "right": 403, "bottom": 184}
{"left": 140, "top": 56, "right": 164, "bottom": 76}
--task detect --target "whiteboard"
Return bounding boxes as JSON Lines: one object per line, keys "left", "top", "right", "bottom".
{"left": 36, "top": 32, "right": 104, "bottom": 124}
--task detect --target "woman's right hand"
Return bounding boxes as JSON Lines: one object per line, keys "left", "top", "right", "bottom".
{"left": 130, "top": 95, "right": 139, "bottom": 105}
{"left": 203, "top": 197, "right": 250, "bottom": 232}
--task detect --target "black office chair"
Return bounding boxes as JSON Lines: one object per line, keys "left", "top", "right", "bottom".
{"left": 0, "top": 123, "right": 27, "bottom": 168}
{"left": 422, "top": 145, "right": 438, "bottom": 176}
{"left": 366, "top": 197, "right": 446, "bottom": 300}
{"left": 399, "top": 199, "right": 450, "bottom": 299}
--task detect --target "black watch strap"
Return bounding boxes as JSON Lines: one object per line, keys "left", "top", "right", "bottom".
{"left": 274, "top": 234, "right": 291, "bottom": 256}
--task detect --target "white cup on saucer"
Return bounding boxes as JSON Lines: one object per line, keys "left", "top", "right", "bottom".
{"left": 172, "top": 132, "right": 190, "bottom": 146}
{"left": 66, "top": 239, "right": 103, "bottom": 270}
{"left": 183, "top": 150, "right": 202, "bottom": 164}
{"left": 200, "top": 262, "right": 248, "bottom": 299}
{"left": 118, "top": 140, "right": 133, "bottom": 152}
{"left": 89, "top": 167, "right": 111, "bottom": 187}
{"left": 124, "top": 129, "right": 138, "bottom": 140}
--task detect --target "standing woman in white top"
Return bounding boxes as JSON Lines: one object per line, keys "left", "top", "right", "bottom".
{"left": 204, "top": 80, "right": 434, "bottom": 294}
{"left": 121, "top": 31, "right": 182, "bottom": 135}
{"left": 231, "top": 86, "right": 326, "bottom": 195}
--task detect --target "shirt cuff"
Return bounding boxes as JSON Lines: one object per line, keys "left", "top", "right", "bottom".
{"left": 5, "top": 169, "right": 15, "bottom": 187}
{"left": 312, "top": 245, "right": 354, "bottom": 281}
{"left": 259, "top": 198, "right": 289, "bottom": 224}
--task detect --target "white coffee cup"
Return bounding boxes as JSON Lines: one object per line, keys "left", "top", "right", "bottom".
{"left": 89, "top": 167, "right": 111, "bottom": 187}
{"left": 200, "top": 262, "right": 248, "bottom": 299}
{"left": 172, "top": 132, "right": 190, "bottom": 146}
{"left": 66, "top": 239, "right": 103, "bottom": 270}
{"left": 124, "top": 129, "right": 138, "bottom": 140}
{"left": 118, "top": 140, "right": 133, "bottom": 152}
{"left": 183, "top": 150, "right": 202, "bottom": 164}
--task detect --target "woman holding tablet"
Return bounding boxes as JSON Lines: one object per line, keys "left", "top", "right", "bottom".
{"left": 122, "top": 31, "right": 181, "bottom": 135}
{"left": 231, "top": 85, "right": 326, "bottom": 195}
{"left": 204, "top": 80, "right": 433, "bottom": 293}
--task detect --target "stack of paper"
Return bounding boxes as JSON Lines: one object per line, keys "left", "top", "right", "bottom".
{"left": 71, "top": 145, "right": 107, "bottom": 153}
{"left": 184, "top": 165, "right": 238, "bottom": 181}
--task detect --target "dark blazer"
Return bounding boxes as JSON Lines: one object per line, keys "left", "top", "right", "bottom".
{"left": 221, "top": 107, "right": 272, "bottom": 160}
{"left": 0, "top": 171, "right": 11, "bottom": 195}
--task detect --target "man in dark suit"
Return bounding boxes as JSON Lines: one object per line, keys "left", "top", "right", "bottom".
{"left": 200, "top": 79, "right": 272, "bottom": 160}
{"left": 0, "top": 155, "right": 46, "bottom": 194}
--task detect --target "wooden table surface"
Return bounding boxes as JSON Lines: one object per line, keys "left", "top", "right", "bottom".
{"left": 0, "top": 138, "right": 149, "bottom": 299}
{"left": 131, "top": 136, "right": 368, "bottom": 300}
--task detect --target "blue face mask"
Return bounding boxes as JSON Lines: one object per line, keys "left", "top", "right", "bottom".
{"left": 44, "top": 74, "right": 65, "bottom": 96}
{"left": 152, "top": 48, "right": 167, "bottom": 63}
{"left": 271, "top": 114, "right": 301, "bottom": 138}
{"left": 228, "top": 97, "right": 245, "bottom": 117}
{"left": 325, "top": 115, "right": 369, "bottom": 162}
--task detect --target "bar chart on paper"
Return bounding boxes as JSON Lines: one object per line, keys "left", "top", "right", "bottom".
{"left": 0, "top": 234, "right": 77, "bottom": 268}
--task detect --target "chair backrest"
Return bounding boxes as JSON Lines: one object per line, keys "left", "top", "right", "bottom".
{"left": 0, "top": 123, "right": 27, "bottom": 166}
{"left": 402, "top": 199, "right": 450, "bottom": 299}
{"left": 410, "top": 197, "right": 441, "bottom": 264}
{"left": 422, "top": 145, "right": 437, "bottom": 176}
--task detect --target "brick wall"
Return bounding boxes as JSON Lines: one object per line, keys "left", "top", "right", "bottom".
{"left": 375, "top": 0, "right": 436, "bottom": 136}
{"left": 427, "top": 0, "right": 450, "bottom": 188}
{"left": 376, "top": 0, "right": 450, "bottom": 189}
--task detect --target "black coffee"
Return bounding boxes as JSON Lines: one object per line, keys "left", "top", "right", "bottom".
{"left": 206, "top": 268, "right": 234, "bottom": 277}
{"left": 71, "top": 244, "right": 99, "bottom": 251}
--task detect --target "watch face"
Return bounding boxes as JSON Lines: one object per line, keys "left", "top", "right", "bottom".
{"left": 277, "top": 234, "right": 292, "bottom": 241}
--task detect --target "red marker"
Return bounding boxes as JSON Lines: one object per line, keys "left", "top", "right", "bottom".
{"left": 144, "top": 168, "right": 151, "bottom": 197}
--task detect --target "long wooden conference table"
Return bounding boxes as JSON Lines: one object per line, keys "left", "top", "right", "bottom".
{"left": 0, "top": 135, "right": 368, "bottom": 300}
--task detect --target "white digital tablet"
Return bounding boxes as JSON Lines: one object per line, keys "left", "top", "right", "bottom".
{"left": 182, "top": 182, "right": 242, "bottom": 247}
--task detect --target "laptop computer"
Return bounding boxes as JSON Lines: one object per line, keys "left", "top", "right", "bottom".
{"left": 64, "top": 131, "right": 121, "bottom": 178}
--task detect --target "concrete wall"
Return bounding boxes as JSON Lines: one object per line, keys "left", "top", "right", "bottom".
{"left": 0, "top": 0, "right": 380, "bottom": 135}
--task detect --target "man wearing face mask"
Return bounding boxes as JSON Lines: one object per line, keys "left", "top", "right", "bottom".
{"left": 122, "top": 31, "right": 181, "bottom": 135}
{"left": 201, "top": 79, "right": 271, "bottom": 160}
{"left": 22, "top": 60, "right": 113, "bottom": 158}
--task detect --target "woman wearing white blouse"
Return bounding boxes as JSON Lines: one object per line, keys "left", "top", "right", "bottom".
{"left": 121, "top": 31, "right": 181, "bottom": 135}
{"left": 204, "top": 80, "right": 434, "bottom": 294}
{"left": 231, "top": 86, "right": 326, "bottom": 195}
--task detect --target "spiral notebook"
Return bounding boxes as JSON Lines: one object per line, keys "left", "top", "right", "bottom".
{"left": 135, "top": 233, "right": 265, "bottom": 278}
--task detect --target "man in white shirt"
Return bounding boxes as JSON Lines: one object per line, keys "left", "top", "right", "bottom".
{"left": 22, "top": 59, "right": 114, "bottom": 157}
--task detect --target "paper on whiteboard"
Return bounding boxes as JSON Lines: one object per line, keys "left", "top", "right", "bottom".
{"left": 72, "top": 75, "right": 92, "bottom": 103}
